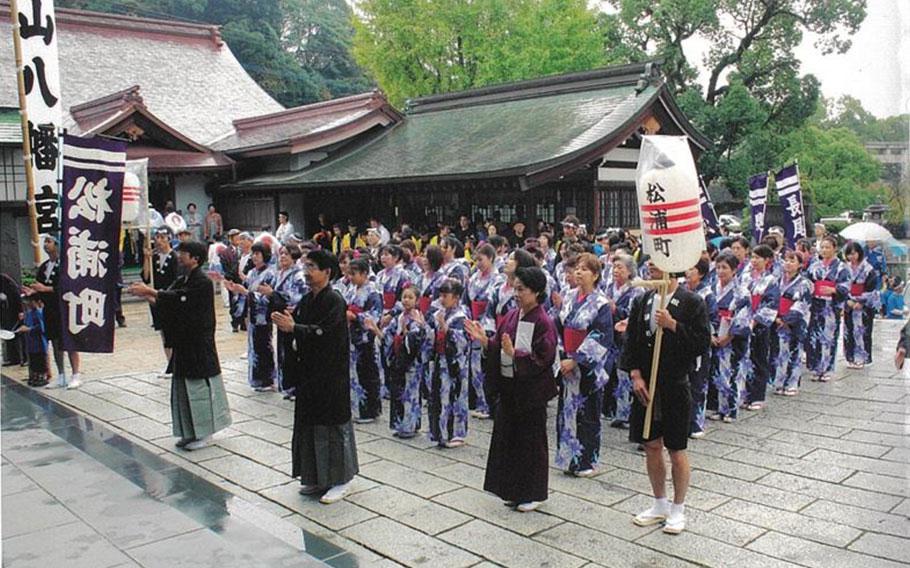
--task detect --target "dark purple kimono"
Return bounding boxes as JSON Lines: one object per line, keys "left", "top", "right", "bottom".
{"left": 483, "top": 304, "right": 558, "bottom": 503}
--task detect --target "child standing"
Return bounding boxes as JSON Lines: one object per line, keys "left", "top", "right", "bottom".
{"left": 20, "top": 296, "right": 49, "bottom": 387}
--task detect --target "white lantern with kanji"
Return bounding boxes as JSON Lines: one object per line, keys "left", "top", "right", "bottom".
{"left": 635, "top": 135, "right": 704, "bottom": 274}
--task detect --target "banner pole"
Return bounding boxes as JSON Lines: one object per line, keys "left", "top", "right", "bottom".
{"left": 642, "top": 273, "right": 670, "bottom": 440}
{"left": 10, "top": 0, "right": 42, "bottom": 266}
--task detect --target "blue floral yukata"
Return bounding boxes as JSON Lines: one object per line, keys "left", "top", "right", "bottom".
{"left": 709, "top": 277, "right": 751, "bottom": 420}
{"left": 744, "top": 269, "right": 780, "bottom": 405}
{"left": 843, "top": 260, "right": 879, "bottom": 366}
{"left": 427, "top": 304, "right": 471, "bottom": 446}
{"left": 376, "top": 264, "right": 412, "bottom": 315}
{"left": 604, "top": 281, "right": 643, "bottom": 425}
{"left": 240, "top": 265, "right": 277, "bottom": 389}
{"left": 688, "top": 279, "right": 717, "bottom": 434}
{"left": 272, "top": 265, "right": 308, "bottom": 394}
{"left": 555, "top": 288, "right": 613, "bottom": 473}
{"left": 345, "top": 280, "right": 383, "bottom": 419}
{"left": 465, "top": 267, "right": 498, "bottom": 416}
{"left": 773, "top": 273, "right": 812, "bottom": 391}
{"left": 806, "top": 258, "right": 850, "bottom": 378}
{"left": 441, "top": 259, "right": 470, "bottom": 286}
{"left": 382, "top": 310, "right": 427, "bottom": 436}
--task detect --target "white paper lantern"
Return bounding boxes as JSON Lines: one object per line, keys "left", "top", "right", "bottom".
{"left": 635, "top": 135, "right": 704, "bottom": 274}
{"left": 121, "top": 171, "right": 141, "bottom": 223}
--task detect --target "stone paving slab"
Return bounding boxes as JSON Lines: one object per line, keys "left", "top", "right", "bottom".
{"left": 342, "top": 517, "right": 481, "bottom": 567}
{"left": 747, "top": 531, "right": 907, "bottom": 568}
{"left": 347, "top": 485, "right": 472, "bottom": 535}
{"left": 533, "top": 522, "right": 700, "bottom": 568}
{"left": 799, "top": 499, "right": 910, "bottom": 538}
{"left": 438, "top": 519, "right": 585, "bottom": 568}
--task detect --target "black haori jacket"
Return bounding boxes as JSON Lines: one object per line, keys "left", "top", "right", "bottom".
{"left": 287, "top": 286, "right": 352, "bottom": 426}
{"left": 157, "top": 266, "right": 221, "bottom": 379}
{"left": 620, "top": 287, "right": 711, "bottom": 385}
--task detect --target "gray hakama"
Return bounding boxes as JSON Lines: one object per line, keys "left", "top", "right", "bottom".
{"left": 171, "top": 375, "right": 232, "bottom": 440}
{"left": 293, "top": 421, "right": 359, "bottom": 488}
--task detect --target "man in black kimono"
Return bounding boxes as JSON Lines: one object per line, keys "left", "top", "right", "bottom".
{"left": 273, "top": 249, "right": 358, "bottom": 505}
{"left": 621, "top": 261, "right": 711, "bottom": 535}
{"left": 130, "top": 241, "right": 232, "bottom": 450}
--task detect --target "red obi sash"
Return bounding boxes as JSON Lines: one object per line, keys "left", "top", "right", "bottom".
{"left": 718, "top": 308, "right": 732, "bottom": 320}
{"left": 393, "top": 333, "right": 404, "bottom": 356}
{"left": 382, "top": 291, "right": 396, "bottom": 310}
{"left": 779, "top": 297, "right": 794, "bottom": 316}
{"left": 563, "top": 328, "right": 588, "bottom": 355}
{"left": 348, "top": 304, "right": 363, "bottom": 316}
{"left": 751, "top": 294, "right": 761, "bottom": 313}
{"left": 470, "top": 300, "right": 488, "bottom": 321}
{"left": 850, "top": 283, "right": 865, "bottom": 297}
{"left": 434, "top": 331, "right": 447, "bottom": 354}
{"left": 418, "top": 296, "right": 431, "bottom": 314}
{"left": 814, "top": 280, "right": 835, "bottom": 298}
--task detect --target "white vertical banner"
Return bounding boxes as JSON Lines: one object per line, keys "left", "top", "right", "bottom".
{"left": 14, "top": 0, "right": 63, "bottom": 235}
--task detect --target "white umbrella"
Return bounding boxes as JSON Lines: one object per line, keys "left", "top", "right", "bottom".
{"left": 839, "top": 222, "right": 893, "bottom": 242}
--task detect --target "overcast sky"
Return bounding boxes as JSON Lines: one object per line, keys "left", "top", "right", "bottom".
{"left": 793, "top": 0, "right": 907, "bottom": 118}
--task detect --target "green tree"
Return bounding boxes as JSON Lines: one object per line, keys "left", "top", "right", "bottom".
{"left": 603, "top": 0, "right": 866, "bottom": 195}
{"left": 283, "top": 0, "right": 374, "bottom": 99}
{"left": 821, "top": 95, "right": 910, "bottom": 143}
{"left": 777, "top": 125, "right": 881, "bottom": 217}
{"left": 352, "top": 0, "right": 607, "bottom": 107}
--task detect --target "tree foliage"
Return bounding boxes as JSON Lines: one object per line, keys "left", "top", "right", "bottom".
{"left": 352, "top": 0, "right": 608, "bottom": 107}
{"left": 603, "top": 0, "right": 866, "bottom": 196}
{"left": 57, "top": 0, "right": 372, "bottom": 107}
{"left": 777, "top": 125, "right": 881, "bottom": 217}
{"left": 819, "top": 96, "right": 909, "bottom": 143}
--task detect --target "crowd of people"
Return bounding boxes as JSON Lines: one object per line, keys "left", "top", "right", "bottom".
{"left": 3, "top": 205, "right": 907, "bottom": 533}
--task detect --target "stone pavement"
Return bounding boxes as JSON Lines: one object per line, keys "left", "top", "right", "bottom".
{"left": 2, "top": 302, "right": 909, "bottom": 567}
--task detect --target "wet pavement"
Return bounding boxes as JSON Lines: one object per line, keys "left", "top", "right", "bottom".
{"left": 2, "top": 302, "right": 908, "bottom": 567}
{"left": 1, "top": 377, "right": 355, "bottom": 567}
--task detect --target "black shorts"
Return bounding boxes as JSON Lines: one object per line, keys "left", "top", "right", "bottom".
{"left": 629, "top": 379, "right": 692, "bottom": 451}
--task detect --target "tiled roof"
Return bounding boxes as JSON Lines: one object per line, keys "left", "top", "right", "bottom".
{"left": 0, "top": 4, "right": 283, "bottom": 146}
{"left": 211, "top": 91, "right": 402, "bottom": 154}
{"left": 0, "top": 108, "right": 20, "bottom": 144}
{"left": 233, "top": 63, "right": 708, "bottom": 190}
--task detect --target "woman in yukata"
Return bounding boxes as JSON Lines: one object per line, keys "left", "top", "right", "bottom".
{"left": 842, "top": 242, "right": 879, "bottom": 370}
{"left": 708, "top": 252, "right": 751, "bottom": 423}
{"left": 806, "top": 236, "right": 850, "bottom": 381}
{"left": 555, "top": 252, "right": 614, "bottom": 477}
{"left": 368, "top": 287, "right": 426, "bottom": 438}
{"left": 262, "top": 243, "right": 308, "bottom": 398}
{"left": 603, "top": 253, "right": 643, "bottom": 429}
{"left": 225, "top": 242, "right": 277, "bottom": 391}
{"left": 772, "top": 250, "right": 813, "bottom": 396}
{"left": 683, "top": 258, "right": 717, "bottom": 438}
{"left": 427, "top": 278, "right": 471, "bottom": 448}
{"left": 376, "top": 244, "right": 412, "bottom": 317}
{"left": 742, "top": 245, "right": 780, "bottom": 411}
{"left": 464, "top": 244, "right": 498, "bottom": 419}
{"left": 345, "top": 258, "right": 383, "bottom": 423}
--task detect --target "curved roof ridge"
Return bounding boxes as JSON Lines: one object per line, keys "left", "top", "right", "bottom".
{"left": 406, "top": 61, "right": 662, "bottom": 114}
